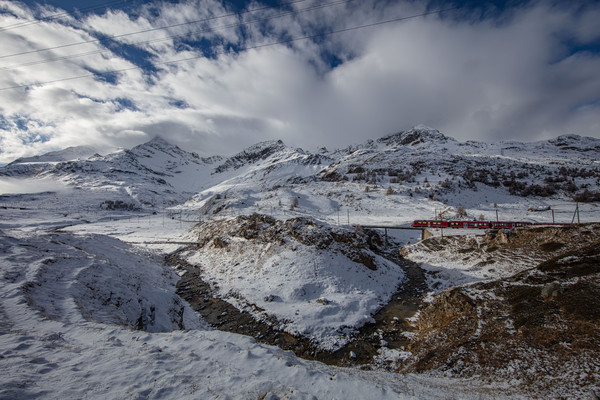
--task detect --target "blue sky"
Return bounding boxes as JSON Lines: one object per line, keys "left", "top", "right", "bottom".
{"left": 0, "top": 0, "right": 599, "bottom": 162}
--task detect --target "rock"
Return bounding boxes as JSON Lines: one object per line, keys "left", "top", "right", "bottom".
{"left": 541, "top": 282, "right": 563, "bottom": 300}
{"left": 264, "top": 294, "right": 281, "bottom": 302}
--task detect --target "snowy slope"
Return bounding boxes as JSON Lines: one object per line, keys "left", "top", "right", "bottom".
{"left": 2, "top": 126, "right": 599, "bottom": 220}
{"left": 0, "top": 227, "right": 514, "bottom": 400}
{"left": 1, "top": 136, "right": 222, "bottom": 207}
{"left": 9, "top": 145, "right": 98, "bottom": 164}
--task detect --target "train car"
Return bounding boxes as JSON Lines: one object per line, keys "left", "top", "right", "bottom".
{"left": 514, "top": 222, "right": 533, "bottom": 227}
{"left": 411, "top": 220, "right": 429, "bottom": 227}
{"left": 412, "top": 220, "right": 547, "bottom": 230}
{"left": 491, "top": 221, "right": 514, "bottom": 229}
{"left": 429, "top": 220, "right": 449, "bottom": 228}
{"left": 465, "top": 221, "right": 492, "bottom": 229}
{"left": 491, "top": 221, "right": 535, "bottom": 229}
{"left": 411, "top": 220, "right": 449, "bottom": 228}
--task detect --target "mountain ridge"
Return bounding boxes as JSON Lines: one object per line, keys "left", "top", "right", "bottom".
{"left": 2, "top": 126, "right": 599, "bottom": 211}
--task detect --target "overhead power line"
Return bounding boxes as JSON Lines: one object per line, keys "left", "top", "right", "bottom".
{"left": 0, "top": 0, "right": 499, "bottom": 92}
{"left": 0, "top": 0, "right": 310, "bottom": 59}
{"left": 0, "top": 0, "right": 137, "bottom": 32}
{"left": 0, "top": 0, "right": 347, "bottom": 71}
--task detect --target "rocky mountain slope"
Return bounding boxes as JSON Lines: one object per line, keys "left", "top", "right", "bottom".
{"left": 1, "top": 137, "right": 222, "bottom": 207}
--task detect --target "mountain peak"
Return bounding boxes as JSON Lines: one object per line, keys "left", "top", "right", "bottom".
{"left": 412, "top": 124, "right": 438, "bottom": 132}
{"left": 214, "top": 140, "right": 288, "bottom": 173}
{"left": 377, "top": 125, "right": 452, "bottom": 147}
{"left": 142, "top": 136, "right": 173, "bottom": 148}
{"left": 9, "top": 145, "right": 97, "bottom": 165}
{"left": 130, "top": 135, "right": 185, "bottom": 157}
{"left": 244, "top": 139, "right": 286, "bottom": 154}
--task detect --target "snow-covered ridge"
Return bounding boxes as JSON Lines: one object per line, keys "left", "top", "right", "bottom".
{"left": 2, "top": 126, "right": 600, "bottom": 213}
{"left": 9, "top": 145, "right": 98, "bottom": 165}
{"left": 377, "top": 125, "right": 454, "bottom": 148}
{"left": 547, "top": 134, "right": 600, "bottom": 152}
{"left": 0, "top": 135, "right": 223, "bottom": 205}
{"left": 213, "top": 139, "right": 288, "bottom": 173}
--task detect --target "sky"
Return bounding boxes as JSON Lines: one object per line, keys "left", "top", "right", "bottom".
{"left": 0, "top": 0, "right": 599, "bottom": 163}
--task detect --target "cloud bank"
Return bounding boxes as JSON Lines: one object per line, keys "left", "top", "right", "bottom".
{"left": 0, "top": 176, "right": 70, "bottom": 194}
{"left": 0, "top": 0, "right": 599, "bottom": 163}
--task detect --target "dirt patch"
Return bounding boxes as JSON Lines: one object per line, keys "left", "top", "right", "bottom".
{"left": 539, "top": 241, "right": 564, "bottom": 252}
{"left": 403, "top": 223, "right": 600, "bottom": 281}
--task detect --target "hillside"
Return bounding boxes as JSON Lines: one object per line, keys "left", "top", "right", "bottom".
{"left": 399, "top": 224, "right": 600, "bottom": 398}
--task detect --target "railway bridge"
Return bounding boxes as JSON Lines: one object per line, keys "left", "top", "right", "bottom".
{"left": 355, "top": 224, "right": 433, "bottom": 243}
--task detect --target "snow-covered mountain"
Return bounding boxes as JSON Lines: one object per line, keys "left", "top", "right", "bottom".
{"left": 1, "top": 136, "right": 223, "bottom": 207}
{"left": 2, "top": 126, "right": 599, "bottom": 218}
{"left": 9, "top": 145, "right": 98, "bottom": 164}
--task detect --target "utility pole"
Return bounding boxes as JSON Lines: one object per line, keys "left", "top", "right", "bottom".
{"left": 347, "top": 210, "right": 350, "bottom": 225}
{"left": 496, "top": 209, "right": 499, "bottom": 222}
{"left": 384, "top": 228, "right": 388, "bottom": 248}
{"left": 572, "top": 203, "right": 581, "bottom": 224}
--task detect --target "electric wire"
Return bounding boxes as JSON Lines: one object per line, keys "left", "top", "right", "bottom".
{"left": 0, "top": 0, "right": 310, "bottom": 59}
{"left": 0, "top": 0, "right": 347, "bottom": 71}
{"left": 0, "top": 0, "right": 138, "bottom": 32}
{"left": 0, "top": 0, "right": 499, "bottom": 92}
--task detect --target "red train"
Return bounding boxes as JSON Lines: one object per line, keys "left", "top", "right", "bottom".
{"left": 411, "top": 220, "right": 562, "bottom": 229}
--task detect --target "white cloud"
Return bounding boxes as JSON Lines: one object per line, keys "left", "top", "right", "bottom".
{"left": 0, "top": 176, "right": 70, "bottom": 194}
{"left": 0, "top": 0, "right": 599, "bottom": 163}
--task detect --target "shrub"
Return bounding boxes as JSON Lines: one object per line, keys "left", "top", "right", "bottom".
{"left": 290, "top": 197, "right": 299, "bottom": 210}
{"left": 456, "top": 206, "right": 467, "bottom": 218}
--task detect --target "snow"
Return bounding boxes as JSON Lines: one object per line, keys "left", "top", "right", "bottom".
{"left": 9, "top": 145, "right": 98, "bottom": 165}
{"left": 0, "top": 176, "right": 71, "bottom": 195}
{"left": 1, "top": 128, "right": 598, "bottom": 398}
{"left": 0, "top": 218, "right": 511, "bottom": 400}
{"left": 182, "top": 222, "right": 405, "bottom": 350}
